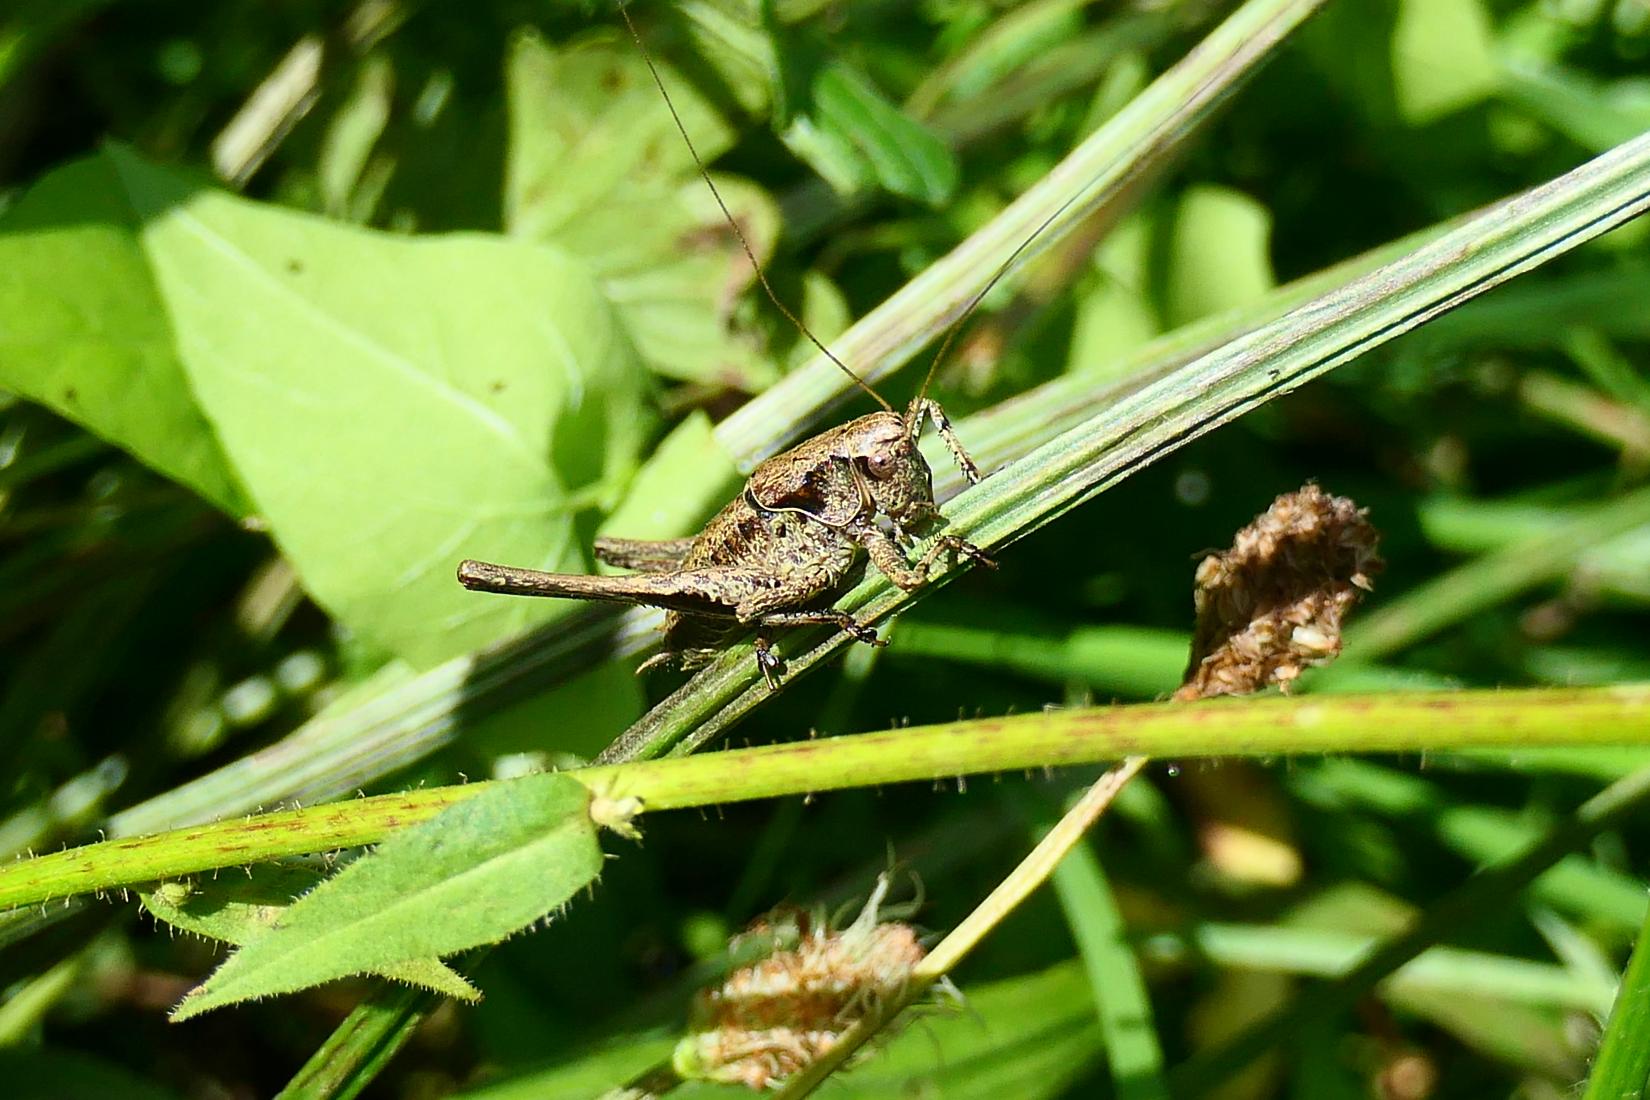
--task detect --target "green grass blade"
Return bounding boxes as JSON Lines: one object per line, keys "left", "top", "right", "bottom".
{"left": 1169, "top": 764, "right": 1650, "bottom": 1096}
{"left": 1346, "top": 485, "right": 1650, "bottom": 659}
{"left": 1581, "top": 903, "right": 1650, "bottom": 1100}
{"left": 1047, "top": 820, "right": 1169, "bottom": 1100}
{"left": 714, "top": 0, "right": 1330, "bottom": 468}
{"left": 272, "top": 983, "right": 443, "bottom": 1100}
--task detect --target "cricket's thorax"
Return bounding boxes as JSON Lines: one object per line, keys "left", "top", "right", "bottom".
{"left": 654, "top": 407, "right": 949, "bottom": 666}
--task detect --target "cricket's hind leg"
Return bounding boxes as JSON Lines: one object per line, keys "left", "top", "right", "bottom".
{"left": 593, "top": 536, "right": 697, "bottom": 573}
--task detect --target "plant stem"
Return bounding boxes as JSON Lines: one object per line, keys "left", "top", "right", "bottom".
{"left": 1, "top": 684, "right": 1646, "bottom": 911}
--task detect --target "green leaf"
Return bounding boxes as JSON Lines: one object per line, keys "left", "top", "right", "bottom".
{"left": 787, "top": 61, "right": 960, "bottom": 205}
{"left": 1164, "top": 184, "right": 1276, "bottom": 328}
{"left": 0, "top": 155, "right": 251, "bottom": 516}
{"left": 139, "top": 864, "right": 479, "bottom": 1003}
{"left": 596, "top": 410, "right": 743, "bottom": 545}
{"left": 1068, "top": 215, "right": 1160, "bottom": 374}
{"left": 1391, "top": 0, "right": 1498, "bottom": 124}
{"left": 101, "top": 144, "right": 649, "bottom": 666}
{"left": 504, "top": 33, "right": 779, "bottom": 390}
{"left": 504, "top": 32, "right": 731, "bottom": 242}
{"left": 170, "top": 771, "right": 602, "bottom": 1021}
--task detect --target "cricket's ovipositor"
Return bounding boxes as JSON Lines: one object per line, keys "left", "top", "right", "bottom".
{"left": 457, "top": 8, "right": 1004, "bottom": 688}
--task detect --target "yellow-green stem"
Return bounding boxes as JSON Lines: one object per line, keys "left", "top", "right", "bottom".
{"left": 1, "top": 684, "right": 1646, "bottom": 911}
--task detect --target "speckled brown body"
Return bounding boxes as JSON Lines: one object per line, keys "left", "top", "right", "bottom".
{"left": 457, "top": 400, "right": 989, "bottom": 686}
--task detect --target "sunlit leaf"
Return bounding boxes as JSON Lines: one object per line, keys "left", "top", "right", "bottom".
{"left": 171, "top": 772, "right": 602, "bottom": 1021}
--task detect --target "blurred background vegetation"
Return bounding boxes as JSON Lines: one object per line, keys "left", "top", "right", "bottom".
{"left": 1, "top": 0, "right": 1649, "bottom": 1097}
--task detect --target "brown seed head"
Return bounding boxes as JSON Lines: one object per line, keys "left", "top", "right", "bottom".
{"left": 1177, "top": 484, "right": 1382, "bottom": 701}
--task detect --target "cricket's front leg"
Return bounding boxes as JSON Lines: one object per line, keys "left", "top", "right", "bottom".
{"left": 854, "top": 524, "right": 995, "bottom": 592}
{"left": 908, "top": 397, "right": 982, "bottom": 485}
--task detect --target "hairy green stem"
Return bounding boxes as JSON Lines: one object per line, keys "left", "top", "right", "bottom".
{"left": 2, "top": 684, "right": 1646, "bottom": 912}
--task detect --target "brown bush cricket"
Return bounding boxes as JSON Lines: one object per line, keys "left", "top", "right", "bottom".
{"left": 458, "top": 7, "right": 1006, "bottom": 689}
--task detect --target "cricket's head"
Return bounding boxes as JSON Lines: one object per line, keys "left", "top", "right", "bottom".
{"left": 846, "top": 410, "right": 938, "bottom": 529}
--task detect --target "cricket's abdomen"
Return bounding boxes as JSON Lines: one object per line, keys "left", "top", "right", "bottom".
{"left": 661, "top": 493, "right": 860, "bottom": 658}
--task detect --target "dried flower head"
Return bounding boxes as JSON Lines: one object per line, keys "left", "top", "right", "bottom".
{"left": 673, "top": 876, "right": 926, "bottom": 1090}
{"left": 1177, "top": 484, "right": 1382, "bottom": 700}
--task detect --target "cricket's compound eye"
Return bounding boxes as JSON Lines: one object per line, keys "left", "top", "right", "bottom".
{"left": 863, "top": 450, "right": 900, "bottom": 480}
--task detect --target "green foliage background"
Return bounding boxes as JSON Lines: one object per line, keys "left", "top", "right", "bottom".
{"left": 1, "top": 0, "right": 1649, "bottom": 1096}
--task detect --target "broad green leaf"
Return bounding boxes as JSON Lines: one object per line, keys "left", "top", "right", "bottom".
{"left": 171, "top": 771, "right": 602, "bottom": 1021}
{"left": 0, "top": 155, "right": 250, "bottom": 515}
{"left": 504, "top": 33, "right": 731, "bottom": 243}
{"left": 1069, "top": 215, "right": 1160, "bottom": 374}
{"left": 139, "top": 864, "right": 478, "bottom": 1003}
{"left": 1391, "top": 0, "right": 1498, "bottom": 124}
{"left": 597, "top": 410, "right": 742, "bottom": 546}
{"left": 1164, "top": 184, "right": 1276, "bottom": 328}
{"left": 103, "top": 144, "right": 648, "bottom": 666}
{"left": 504, "top": 33, "right": 779, "bottom": 390}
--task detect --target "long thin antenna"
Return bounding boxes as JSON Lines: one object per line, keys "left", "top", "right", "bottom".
{"left": 619, "top": 2, "right": 893, "bottom": 413}
{"left": 914, "top": 177, "right": 1101, "bottom": 405}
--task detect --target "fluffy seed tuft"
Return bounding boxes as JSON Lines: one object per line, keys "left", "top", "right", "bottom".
{"left": 673, "top": 876, "right": 926, "bottom": 1090}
